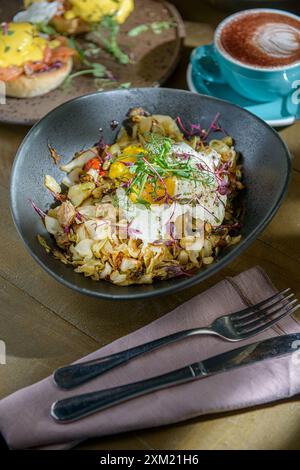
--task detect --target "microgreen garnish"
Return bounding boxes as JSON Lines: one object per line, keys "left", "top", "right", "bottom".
{"left": 36, "top": 22, "right": 57, "bottom": 36}
{"left": 62, "top": 63, "right": 109, "bottom": 89}
{"left": 151, "top": 21, "right": 175, "bottom": 34}
{"left": 128, "top": 21, "right": 174, "bottom": 37}
{"left": 127, "top": 24, "right": 149, "bottom": 37}
{"left": 205, "top": 112, "right": 225, "bottom": 138}
{"left": 89, "top": 16, "right": 129, "bottom": 64}
{"left": 68, "top": 37, "right": 87, "bottom": 64}
{"left": 29, "top": 199, "right": 46, "bottom": 219}
{"left": 122, "top": 133, "right": 216, "bottom": 206}
{"left": 164, "top": 264, "right": 194, "bottom": 278}
{"left": 83, "top": 42, "right": 102, "bottom": 59}
{"left": 118, "top": 82, "right": 131, "bottom": 89}
{"left": 62, "top": 37, "right": 113, "bottom": 89}
{"left": 176, "top": 113, "right": 227, "bottom": 141}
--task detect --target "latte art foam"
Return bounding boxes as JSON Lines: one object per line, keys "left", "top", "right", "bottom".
{"left": 219, "top": 11, "right": 300, "bottom": 68}
{"left": 254, "top": 23, "right": 300, "bottom": 58}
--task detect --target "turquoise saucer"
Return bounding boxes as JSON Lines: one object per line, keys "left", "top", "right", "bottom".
{"left": 187, "top": 64, "right": 299, "bottom": 128}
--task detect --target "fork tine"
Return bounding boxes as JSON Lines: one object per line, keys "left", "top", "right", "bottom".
{"left": 238, "top": 302, "right": 300, "bottom": 337}
{"left": 232, "top": 293, "right": 296, "bottom": 327}
{"left": 235, "top": 298, "right": 298, "bottom": 331}
{"left": 232, "top": 288, "right": 291, "bottom": 321}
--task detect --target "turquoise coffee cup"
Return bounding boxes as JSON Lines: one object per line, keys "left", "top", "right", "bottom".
{"left": 191, "top": 8, "right": 300, "bottom": 103}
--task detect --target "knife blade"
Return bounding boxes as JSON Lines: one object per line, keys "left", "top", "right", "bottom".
{"left": 51, "top": 333, "right": 300, "bottom": 422}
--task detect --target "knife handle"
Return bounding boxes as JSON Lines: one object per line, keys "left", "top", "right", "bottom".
{"left": 51, "top": 363, "right": 199, "bottom": 422}
{"left": 53, "top": 328, "right": 211, "bottom": 390}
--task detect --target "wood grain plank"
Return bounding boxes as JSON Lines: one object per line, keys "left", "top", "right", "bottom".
{"left": 280, "top": 123, "right": 300, "bottom": 173}
{"left": 0, "top": 124, "right": 28, "bottom": 188}
{"left": 132, "top": 400, "right": 300, "bottom": 450}
{"left": 0, "top": 273, "right": 98, "bottom": 398}
{"left": 259, "top": 170, "right": 300, "bottom": 262}
{"left": 78, "top": 434, "right": 152, "bottom": 450}
{"left": 0, "top": 274, "right": 147, "bottom": 450}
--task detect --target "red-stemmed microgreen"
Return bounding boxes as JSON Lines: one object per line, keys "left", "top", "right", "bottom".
{"left": 29, "top": 199, "right": 46, "bottom": 220}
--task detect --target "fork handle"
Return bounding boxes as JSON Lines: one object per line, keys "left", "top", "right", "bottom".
{"left": 53, "top": 327, "right": 212, "bottom": 390}
{"left": 51, "top": 363, "right": 198, "bottom": 422}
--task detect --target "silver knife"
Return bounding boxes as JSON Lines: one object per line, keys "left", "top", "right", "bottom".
{"left": 51, "top": 333, "right": 300, "bottom": 422}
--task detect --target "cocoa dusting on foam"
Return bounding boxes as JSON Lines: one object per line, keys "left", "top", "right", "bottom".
{"left": 220, "top": 12, "right": 300, "bottom": 67}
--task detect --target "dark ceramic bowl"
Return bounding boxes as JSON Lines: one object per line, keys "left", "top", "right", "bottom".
{"left": 10, "top": 88, "right": 291, "bottom": 300}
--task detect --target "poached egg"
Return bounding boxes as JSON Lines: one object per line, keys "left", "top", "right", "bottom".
{"left": 109, "top": 142, "right": 227, "bottom": 244}
{"left": 23, "top": 0, "right": 134, "bottom": 24}
{"left": 0, "top": 23, "right": 47, "bottom": 68}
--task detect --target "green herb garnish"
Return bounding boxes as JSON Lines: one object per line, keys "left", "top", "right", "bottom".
{"left": 122, "top": 134, "right": 215, "bottom": 205}
{"left": 128, "top": 21, "right": 174, "bottom": 37}
{"left": 63, "top": 63, "right": 108, "bottom": 89}
{"left": 118, "top": 82, "right": 131, "bottom": 89}
{"left": 83, "top": 42, "right": 102, "bottom": 59}
{"left": 90, "top": 15, "right": 129, "bottom": 65}
{"left": 62, "top": 37, "right": 111, "bottom": 89}
{"left": 36, "top": 22, "right": 57, "bottom": 36}
{"left": 127, "top": 24, "right": 149, "bottom": 37}
{"left": 151, "top": 21, "right": 174, "bottom": 34}
{"left": 68, "top": 37, "right": 88, "bottom": 64}
{"left": 95, "top": 78, "right": 120, "bottom": 91}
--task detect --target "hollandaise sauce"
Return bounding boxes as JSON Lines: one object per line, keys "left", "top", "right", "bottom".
{"left": 0, "top": 23, "right": 46, "bottom": 68}
{"left": 24, "top": 0, "right": 134, "bottom": 24}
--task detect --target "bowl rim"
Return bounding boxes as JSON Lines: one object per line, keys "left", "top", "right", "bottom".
{"left": 10, "top": 87, "right": 292, "bottom": 300}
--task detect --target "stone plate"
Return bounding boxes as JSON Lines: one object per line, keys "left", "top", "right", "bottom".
{"left": 0, "top": 0, "right": 185, "bottom": 125}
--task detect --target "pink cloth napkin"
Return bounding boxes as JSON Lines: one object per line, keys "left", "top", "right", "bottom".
{"left": 0, "top": 266, "right": 299, "bottom": 450}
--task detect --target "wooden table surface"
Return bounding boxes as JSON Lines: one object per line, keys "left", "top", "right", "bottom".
{"left": 1, "top": 2, "right": 300, "bottom": 450}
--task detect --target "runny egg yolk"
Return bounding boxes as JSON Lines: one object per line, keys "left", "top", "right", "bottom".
{"left": 108, "top": 145, "right": 141, "bottom": 180}
{"left": 109, "top": 145, "right": 176, "bottom": 205}
{"left": 0, "top": 23, "right": 47, "bottom": 68}
{"left": 129, "top": 178, "right": 175, "bottom": 205}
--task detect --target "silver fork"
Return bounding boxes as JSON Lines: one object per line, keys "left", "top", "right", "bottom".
{"left": 54, "top": 288, "right": 299, "bottom": 390}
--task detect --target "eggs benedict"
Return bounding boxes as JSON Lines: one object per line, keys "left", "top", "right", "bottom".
{"left": 0, "top": 22, "right": 75, "bottom": 98}
{"left": 23, "top": 0, "right": 135, "bottom": 35}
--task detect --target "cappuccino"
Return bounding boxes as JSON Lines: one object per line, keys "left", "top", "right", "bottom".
{"left": 218, "top": 11, "right": 300, "bottom": 68}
